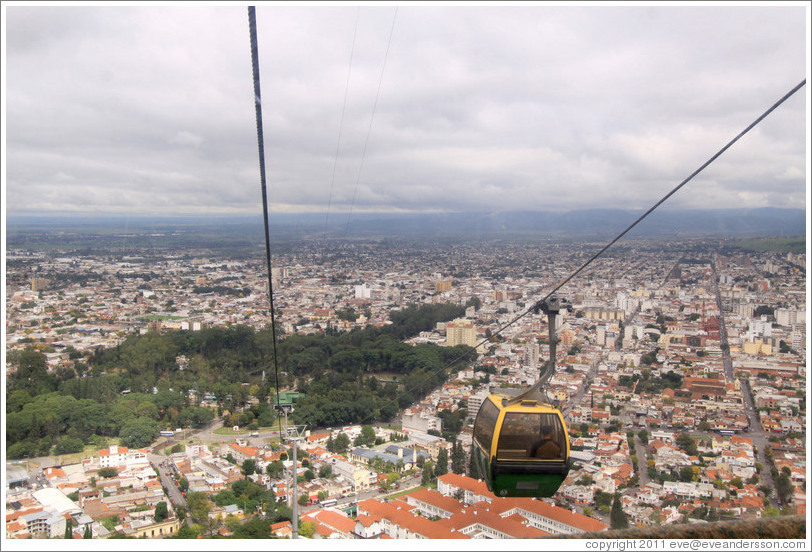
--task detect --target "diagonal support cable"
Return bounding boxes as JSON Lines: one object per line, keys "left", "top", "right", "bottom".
{"left": 345, "top": 7, "right": 398, "bottom": 234}
{"left": 434, "top": 78, "right": 807, "bottom": 385}
{"left": 324, "top": 7, "right": 360, "bottom": 232}
{"left": 248, "top": 6, "right": 284, "bottom": 441}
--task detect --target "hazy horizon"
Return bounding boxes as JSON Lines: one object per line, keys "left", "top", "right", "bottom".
{"left": 4, "top": 3, "right": 808, "bottom": 219}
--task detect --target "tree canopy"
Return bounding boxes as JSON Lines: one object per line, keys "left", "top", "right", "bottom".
{"left": 5, "top": 302, "right": 471, "bottom": 458}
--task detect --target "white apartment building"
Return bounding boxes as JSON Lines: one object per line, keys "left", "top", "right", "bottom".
{"left": 662, "top": 481, "right": 714, "bottom": 499}
{"left": 466, "top": 390, "right": 490, "bottom": 420}
{"left": 99, "top": 445, "right": 127, "bottom": 468}
{"left": 402, "top": 408, "right": 442, "bottom": 433}
{"left": 746, "top": 317, "right": 772, "bottom": 339}
{"left": 330, "top": 459, "right": 373, "bottom": 491}
{"left": 775, "top": 307, "right": 805, "bottom": 326}
{"left": 736, "top": 303, "right": 755, "bottom": 318}
{"left": 354, "top": 284, "right": 373, "bottom": 300}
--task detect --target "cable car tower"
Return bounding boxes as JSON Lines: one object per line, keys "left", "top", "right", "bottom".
{"left": 516, "top": 295, "right": 573, "bottom": 405}
{"left": 276, "top": 405, "right": 307, "bottom": 539}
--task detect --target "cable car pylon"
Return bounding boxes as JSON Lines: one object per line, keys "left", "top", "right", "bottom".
{"left": 508, "top": 296, "right": 573, "bottom": 407}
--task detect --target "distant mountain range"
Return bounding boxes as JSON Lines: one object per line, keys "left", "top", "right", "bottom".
{"left": 338, "top": 208, "right": 807, "bottom": 239}
{"left": 6, "top": 207, "right": 806, "bottom": 241}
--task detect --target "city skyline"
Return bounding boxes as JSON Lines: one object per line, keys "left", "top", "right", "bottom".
{"left": 4, "top": 234, "right": 807, "bottom": 542}
{"left": 3, "top": 2, "right": 809, "bottom": 219}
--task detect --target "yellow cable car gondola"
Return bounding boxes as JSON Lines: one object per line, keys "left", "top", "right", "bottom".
{"left": 471, "top": 296, "right": 572, "bottom": 498}
{"left": 472, "top": 395, "right": 570, "bottom": 497}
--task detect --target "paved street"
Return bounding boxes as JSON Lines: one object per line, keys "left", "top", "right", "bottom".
{"left": 711, "top": 258, "right": 777, "bottom": 508}
{"left": 147, "top": 451, "right": 187, "bottom": 510}
{"left": 710, "top": 258, "right": 734, "bottom": 381}
{"left": 633, "top": 434, "right": 651, "bottom": 487}
{"left": 563, "top": 354, "right": 600, "bottom": 417}
{"left": 737, "top": 382, "right": 777, "bottom": 507}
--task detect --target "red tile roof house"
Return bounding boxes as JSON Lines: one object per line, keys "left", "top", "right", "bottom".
{"left": 6, "top": 507, "right": 44, "bottom": 539}
{"left": 353, "top": 513, "right": 385, "bottom": 539}
{"left": 435, "top": 473, "right": 495, "bottom": 505}
{"left": 223, "top": 442, "right": 259, "bottom": 464}
{"left": 591, "top": 408, "right": 611, "bottom": 422}
{"left": 270, "top": 520, "right": 292, "bottom": 538}
{"left": 730, "top": 435, "right": 754, "bottom": 449}
{"left": 6, "top": 520, "right": 31, "bottom": 539}
{"left": 300, "top": 508, "right": 357, "bottom": 539}
{"left": 98, "top": 445, "right": 129, "bottom": 468}
{"left": 305, "top": 446, "right": 331, "bottom": 459}
{"left": 43, "top": 467, "right": 68, "bottom": 484}
{"left": 733, "top": 494, "right": 765, "bottom": 518}
{"left": 404, "top": 488, "right": 467, "bottom": 519}
{"left": 433, "top": 474, "right": 608, "bottom": 536}
{"left": 356, "top": 498, "right": 469, "bottom": 539}
{"left": 436, "top": 506, "right": 548, "bottom": 539}
{"left": 261, "top": 449, "right": 287, "bottom": 462}
{"left": 307, "top": 432, "right": 331, "bottom": 445}
{"left": 357, "top": 483, "right": 607, "bottom": 540}
{"left": 611, "top": 463, "right": 635, "bottom": 486}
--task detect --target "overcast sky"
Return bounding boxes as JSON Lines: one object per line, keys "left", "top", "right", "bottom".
{"left": 2, "top": 2, "right": 809, "bottom": 220}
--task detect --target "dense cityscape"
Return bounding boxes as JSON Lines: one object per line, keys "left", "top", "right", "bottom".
{"left": 4, "top": 232, "right": 807, "bottom": 540}
{"left": 4, "top": 0, "right": 807, "bottom": 545}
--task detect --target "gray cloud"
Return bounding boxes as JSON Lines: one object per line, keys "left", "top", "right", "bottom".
{"left": 3, "top": 3, "right": 808, "bottom": 218}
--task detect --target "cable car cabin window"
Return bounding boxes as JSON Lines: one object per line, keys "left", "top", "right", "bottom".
{"left": 496, "top": 412, "right": 565, "bottom": 461}
{"left": 473, "top": 398, "right": 500, "bottom": 451}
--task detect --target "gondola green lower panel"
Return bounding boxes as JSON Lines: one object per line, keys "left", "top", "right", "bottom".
{"left": 491, "top": 472, "right": 567, "bottom": 498}
{"left": 472, "top": 444, "right": 569, "bottom": 498}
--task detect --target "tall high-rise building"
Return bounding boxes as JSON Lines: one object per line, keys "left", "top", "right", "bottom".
{"left": 525, "top": 342, "right": 539, "bottom": 370}
{"left": 31, "top": 277, "right": 50, "bottom": 291}
{"left": 446, "top": 318, "right": 477, "bottom": 347}
{"left": 776, "top": 308, "right": 804, "bottom": 326}
{"left": 791, "top": 323, "right": 806, "bottom": 351}
{"left": 466, "top": 390, "right": 490, "bottom": 420}
{"left": 355, "top": 284, "right": 373, "bottom": 299}
{"left": 736, "top": 302, "right": 755, "bottom": 319}
{"left": 435, "top": 278, "right": 453, "bottom": 292}
{"left": 271, "top": 267, "right": 285, "bottom": 290}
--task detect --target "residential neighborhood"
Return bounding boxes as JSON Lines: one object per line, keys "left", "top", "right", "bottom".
{"left": 5, "top": 237, "right": 806, "bottom": 539}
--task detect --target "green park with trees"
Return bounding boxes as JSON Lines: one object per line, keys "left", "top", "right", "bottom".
{"left": 6, "top": 302, "right": 473, "bottom": 459}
